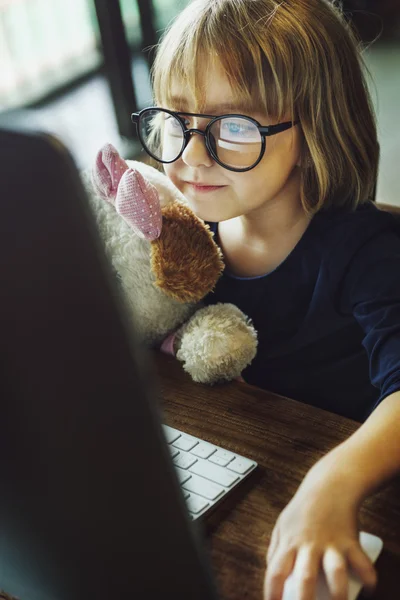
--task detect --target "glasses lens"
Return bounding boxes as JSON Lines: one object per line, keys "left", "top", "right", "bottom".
{"left": 209, "top": 117, "right": 262, "bottom": 170}
{"left": 139, "top": 109, "right": 185, "bottom": 162}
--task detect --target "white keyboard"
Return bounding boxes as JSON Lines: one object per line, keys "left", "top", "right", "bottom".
{"left": 162, "top": 424, "right": 258, "bottom": 520}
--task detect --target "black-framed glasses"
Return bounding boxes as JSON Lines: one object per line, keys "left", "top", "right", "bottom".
{"left": 131, "top": 107, "right": 299, "bottom": 172}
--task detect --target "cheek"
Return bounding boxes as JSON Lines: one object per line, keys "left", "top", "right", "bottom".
{"left": 257, "top": 132, "right": 301, "bottom": 180}
{"left": 163, "top": 164, "right": 181, "bottom": 190}
{"left": 284, "top": 129, "right": 303, "bottom": 165}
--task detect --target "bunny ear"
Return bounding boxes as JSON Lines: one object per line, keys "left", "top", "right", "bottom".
{"left": 91, "top": 143, "right": 129, "bottom": 204}
{"left": 115, "top": 168, "right": 163, "bottom": 240}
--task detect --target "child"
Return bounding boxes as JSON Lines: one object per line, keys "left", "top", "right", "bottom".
{"left": 133, "top": 0, "right": 400, "bottom": 598}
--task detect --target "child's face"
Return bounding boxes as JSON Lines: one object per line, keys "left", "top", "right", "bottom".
{"left": 163, "top": 61, "right": 303, "bottom": 223}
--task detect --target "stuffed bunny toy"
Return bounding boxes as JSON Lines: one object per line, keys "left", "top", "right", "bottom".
{"left": 82, "top": 143, "right": 257, "bottom": 384}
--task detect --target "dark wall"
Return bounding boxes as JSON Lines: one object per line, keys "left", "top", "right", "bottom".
{"left": 342, "top": 1, "right": 400, "bottom": 40}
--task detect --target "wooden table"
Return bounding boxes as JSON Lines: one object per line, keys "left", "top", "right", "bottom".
{"left": 152, "top": 351, "right": 400, "bottom": 600}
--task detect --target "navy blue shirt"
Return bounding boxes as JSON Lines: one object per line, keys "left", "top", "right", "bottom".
{"left": 205, "top": 202, "right": 400, "bottom": 422}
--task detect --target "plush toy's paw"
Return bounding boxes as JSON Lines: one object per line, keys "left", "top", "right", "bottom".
{"left": 116, "top": 168, "right": 162, "bottom": 240}
{"left": 92, "top": 143, "right": 129, "bottom": 202}
{"left": 175, "top": 303, "right": 258, "bottom": 384}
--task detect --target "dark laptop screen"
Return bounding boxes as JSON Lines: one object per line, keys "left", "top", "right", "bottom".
{"left": 0, "top": 128, "right": 217, "bottom": 600}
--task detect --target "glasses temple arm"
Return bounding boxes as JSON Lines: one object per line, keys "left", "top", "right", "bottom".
{"left": 260, "top": 120, "right": 300, "bottom": 136}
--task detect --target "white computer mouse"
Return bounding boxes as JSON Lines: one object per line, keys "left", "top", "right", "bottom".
{"left": 282, "top": 531, "right": 383, "bottom": 600}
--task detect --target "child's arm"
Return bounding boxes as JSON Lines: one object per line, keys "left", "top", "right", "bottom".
{"left": 263, "top": 389, "right": 400, "bottom": 600}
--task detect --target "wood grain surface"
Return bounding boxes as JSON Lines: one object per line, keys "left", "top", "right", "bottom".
{"left": 152, "top": 351, "right": 400, "bottom": 600}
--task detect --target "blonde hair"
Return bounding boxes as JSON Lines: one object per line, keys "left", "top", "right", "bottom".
{"left": 151, "top": 0, "right": 380, "bottom": 214}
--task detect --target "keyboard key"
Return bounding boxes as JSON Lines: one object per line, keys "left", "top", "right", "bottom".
{"left": 212, "top": 449, "right": 236, "bottom": 463}
{"left": 190, "top": 441, "right": 217, "bottom": 459}
{"left": 173, "top": 452, "right": 198, "bottom": 470}
{"left": 190, "top": 458, "right": 239, "bottom": 487}
{"left": 162, "top": 425, "right": 181, "bottom": 444}
{"left": 228, "top": 457, "right": 255, "bottom": 475}
{"left": 182, "top": 473, "right": 224, "bottom": 500}
{"left": 175, "top": 467, "right": 192, "bottom": 484}
{"left": 168, "top": 447, "right": 180, "bottom": 459}
{"left": 208, "top": 454, "right": 232, "bottom": 467}
{"left": 173, "top": 436, "right": 199, "bottom": 452}
{"left": 186, "top": 494, "right": 209, "bottom": 514}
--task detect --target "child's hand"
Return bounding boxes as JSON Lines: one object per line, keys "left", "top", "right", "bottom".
{"left": 263, "top": 472, "right": 378, "bottom": 600}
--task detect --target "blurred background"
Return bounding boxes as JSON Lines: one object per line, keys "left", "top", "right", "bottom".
{"left": 0, "top": 0, "right": 399, "bottom": 205}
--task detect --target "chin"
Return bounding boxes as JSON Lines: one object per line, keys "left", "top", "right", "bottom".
{"left": 189, "top": 203, "right": 237, "bottom": 223}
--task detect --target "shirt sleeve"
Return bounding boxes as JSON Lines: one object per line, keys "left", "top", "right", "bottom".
{"left": 338, "top": 230, "right": 400, "bottom": 408}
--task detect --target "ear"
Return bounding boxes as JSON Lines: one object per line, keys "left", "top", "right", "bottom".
{"left": 115, "top": 168, "right": 163, "bottom": 241}
{"left": 91, "top": 143, "right": 129, "bottom": 204}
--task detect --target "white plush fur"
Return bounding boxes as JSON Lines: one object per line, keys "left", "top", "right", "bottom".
{"left": 82, "top": 161, "right": 196, "bottom": 346}
{"left": 82, "top": 160, "right": 258, "bottom": 384}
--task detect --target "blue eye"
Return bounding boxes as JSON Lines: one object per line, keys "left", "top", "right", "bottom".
{"left": 222, "top": 121, "right": 254, "bottom": 137}
{"left": 227, "top": 123, "right": 241, "bottom": 133}
{"left": 219, "top": 119, "right": 260, "bottom": 143}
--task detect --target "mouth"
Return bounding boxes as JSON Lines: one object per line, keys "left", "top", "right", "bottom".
{"left": 184, "top": 182, "right": 227, "bottom": 193}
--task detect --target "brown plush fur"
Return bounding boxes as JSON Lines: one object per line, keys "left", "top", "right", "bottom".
{"left": 150, "top": 202, "right": 224, "bottom": 303}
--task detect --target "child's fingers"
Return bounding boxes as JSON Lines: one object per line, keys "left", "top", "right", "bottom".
{"left": 291, "top": 544, "right": 321, "bottom": 600}
{"left": 263, "top": 547, "right": 297, "bottom": 600}
{"left": 346, "top": 543, "right": 378, "bottom": 594}
{"left": 322, "top": 546, "right": 348, "bottom": 600}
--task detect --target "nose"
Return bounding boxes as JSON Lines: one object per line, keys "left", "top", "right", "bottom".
{"left": 181, "top": 130, "right": 214, "bottom": 168}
